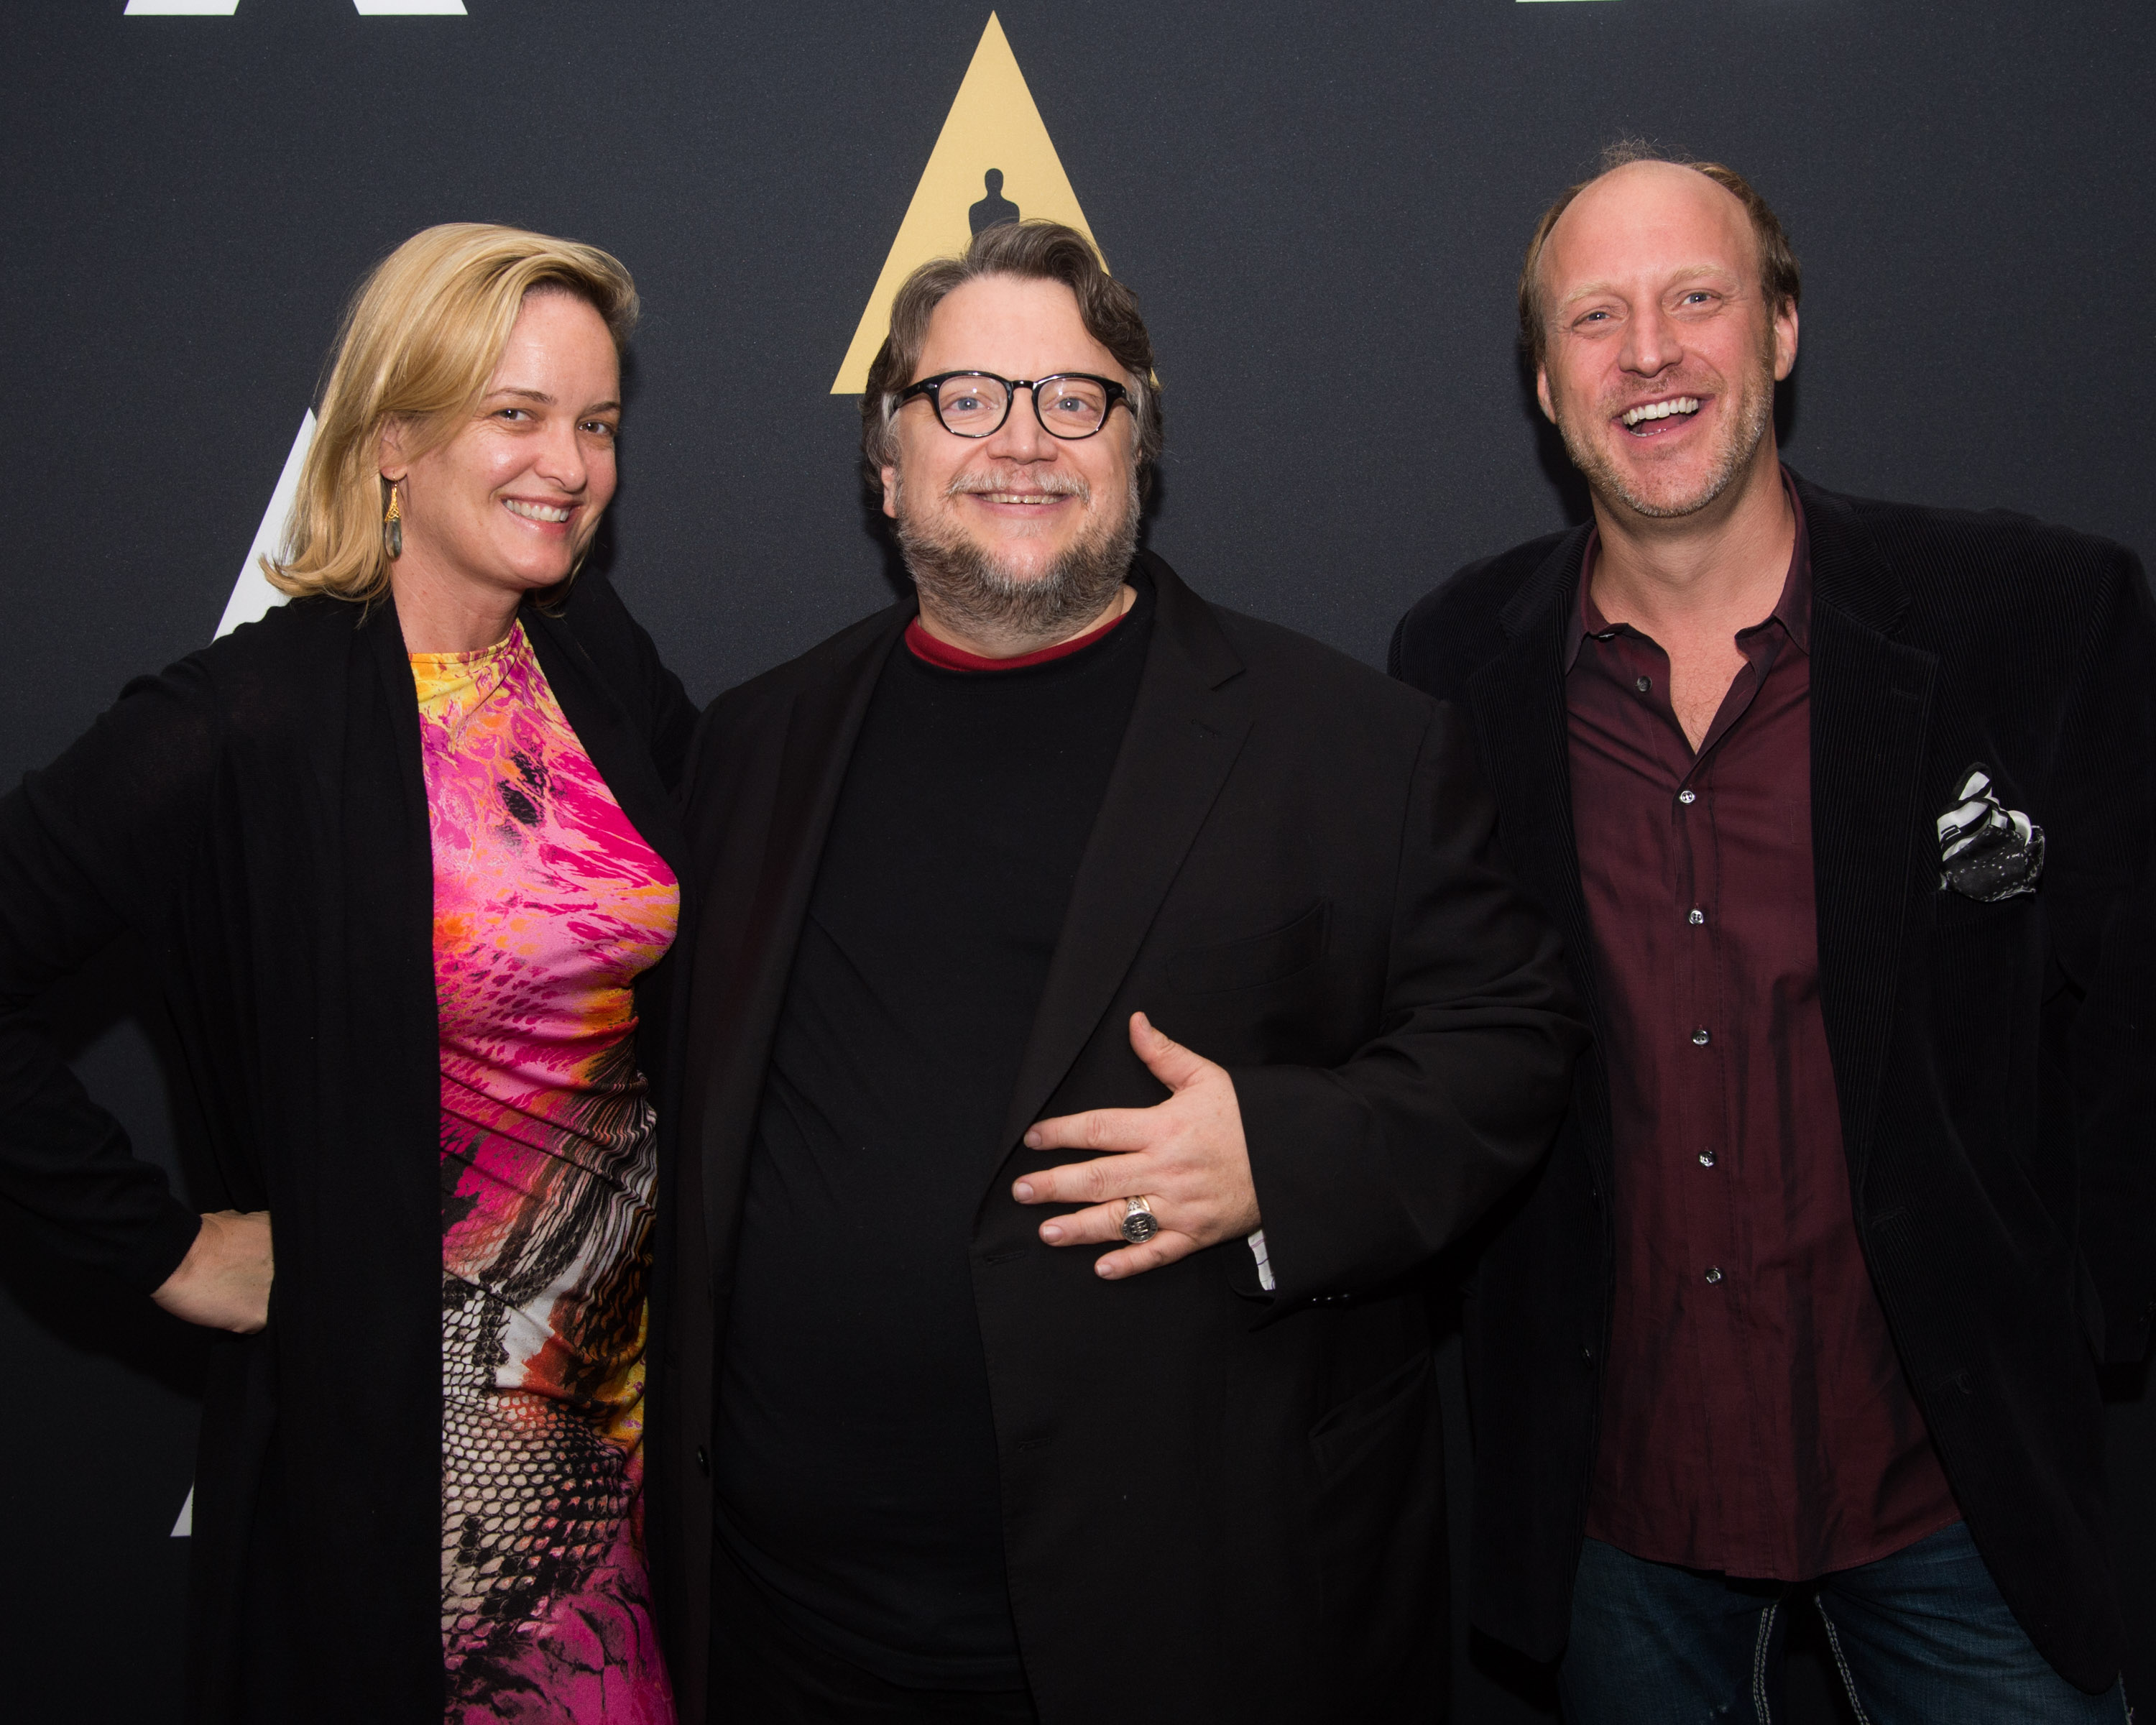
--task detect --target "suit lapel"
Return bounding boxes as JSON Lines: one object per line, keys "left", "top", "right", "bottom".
{"left": 363, "top": 592, "right": 429, "bottom": 841}
{"left": 359, "top": 594, "right": 434, "bottom": 990}
{"left": 349, "top": 599, "right": 444, "bottom": 1238}
{"left": 997, "top": 557, "right": 1253, "bottom": 1151}
{"left": 1798, "top": 477, "right": 1938, "bottom": 1191}
{"left": 696, "top": 610, "right": 906, "bottom": 1252}
{"left": 1465, "top": 528, "right": 1613, "bottom": 1173}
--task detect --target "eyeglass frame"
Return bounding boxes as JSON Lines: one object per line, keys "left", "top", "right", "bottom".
{"left": 894, "top": 370, "right": 1134, "bottom": 441}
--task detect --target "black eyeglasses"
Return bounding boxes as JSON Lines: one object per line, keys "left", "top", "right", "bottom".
{"left": 896, "top": 371, "right": 1132, "bottom": 441}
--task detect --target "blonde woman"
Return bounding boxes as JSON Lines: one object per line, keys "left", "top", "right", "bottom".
{"left": 0, "top": 225, "right": 693, "bottom": 1721}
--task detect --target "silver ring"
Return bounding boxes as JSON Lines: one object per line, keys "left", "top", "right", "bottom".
{"left": 1120, "top": 1195, "right": 1160, "bottom": 1245}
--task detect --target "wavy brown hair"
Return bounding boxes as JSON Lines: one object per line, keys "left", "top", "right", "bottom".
{"left": 267, "top": 223, "right": 638, "bottom": 604}
{"left": 861, "top": 220, "right": 1162, "bottom": 486}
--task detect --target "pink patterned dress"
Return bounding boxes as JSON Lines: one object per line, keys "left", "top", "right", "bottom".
{"left": 418, "top": 625, "right": 678, "bottom": 1724}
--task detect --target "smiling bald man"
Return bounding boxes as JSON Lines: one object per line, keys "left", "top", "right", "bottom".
{"left": 1393, "top": 147, "right": 2154, "bottom": 1722}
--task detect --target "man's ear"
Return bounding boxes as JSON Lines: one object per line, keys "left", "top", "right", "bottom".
{"left": 1535, "top": 366, "right": 1557, "bottom": 425}
{"left": 880, "top": 463, "right": 900, "bottom": 520}
{"left": 1772, "top": 303, "right": 1800, "bottom": 382}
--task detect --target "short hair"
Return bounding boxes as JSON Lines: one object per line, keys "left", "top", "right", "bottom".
{"left": 268, "top": 222, "right": 638, "bottom": 604}
{"left": 1516, "top": 143, "right": 1802, "bottom": 369}
{"left": 860, "top": 220, "right": 1163, "bottom": 483}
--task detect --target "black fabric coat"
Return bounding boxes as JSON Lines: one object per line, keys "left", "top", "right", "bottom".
{"left": 0, "top": 574, "right": 696, "bottom": 1722}
{"left": 648, "top": 553, "right": 1588, "bottom": 1724}
{"left": 1390, "top": 473, "right": 2156, "bottom": 1693}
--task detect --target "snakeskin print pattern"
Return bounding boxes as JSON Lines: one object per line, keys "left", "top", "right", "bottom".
{"left": 441, "top": 1097, "right": 657, "bottom": 1671}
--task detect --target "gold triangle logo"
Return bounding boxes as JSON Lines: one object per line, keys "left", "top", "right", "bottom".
{"left": 830, "top": 12, "right": 1101, "bottom": 394}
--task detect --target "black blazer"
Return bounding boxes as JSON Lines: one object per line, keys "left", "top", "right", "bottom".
{"left": 650, "top": 552, "right": 1585, "bottom": 1724}
{"left": 0, "top": 574, "right": 696, "bottom": 1721}
{"left": 1391, "top": 473, "right": 2156, "bottom": 1693}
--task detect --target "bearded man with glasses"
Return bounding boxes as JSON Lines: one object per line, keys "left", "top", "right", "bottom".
{"left": 649, "top": 220, "right": 1586, "bottom": 1723}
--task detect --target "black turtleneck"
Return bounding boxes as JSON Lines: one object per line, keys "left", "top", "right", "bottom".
{"left": 711, "top": 579, "right": 1155, "bottom": 1689}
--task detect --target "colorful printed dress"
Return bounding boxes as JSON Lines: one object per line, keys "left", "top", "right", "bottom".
{"left": 417, "top": 625, "right": 679, "bottom": 1724}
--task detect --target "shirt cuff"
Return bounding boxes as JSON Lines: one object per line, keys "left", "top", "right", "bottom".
{"left": 1247, "top": 1228, "right": 1275, "bottom": 1293}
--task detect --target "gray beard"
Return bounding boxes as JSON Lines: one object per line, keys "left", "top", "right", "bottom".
{"left": 1562, "top": 359, "right": 1777, "bottom": 521}
{"left": 895, "top": 472, "right": 1141, "bottom": 653}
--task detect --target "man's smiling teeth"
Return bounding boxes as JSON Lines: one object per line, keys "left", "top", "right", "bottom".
{"left": 1621, "top": 397, "right": 1701, "bottom": 427}
{"left": 975, "top": 492, "right": 1058, "bottom": 505}
{"left": 504, "top": 499, "right": 572, "bottom": 523}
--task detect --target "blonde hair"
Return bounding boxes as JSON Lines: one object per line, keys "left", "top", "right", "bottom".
{"left": 267, "top": 222, "right": 638, "bottom": 602}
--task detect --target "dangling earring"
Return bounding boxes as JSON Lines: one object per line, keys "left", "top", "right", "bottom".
{"left": 382, "top": 482, "right": 404, "bottom": 561}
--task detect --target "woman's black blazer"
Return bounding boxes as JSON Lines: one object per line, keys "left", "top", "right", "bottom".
{"left": 0, "top": 574, "right": 696, "bottom": 1721}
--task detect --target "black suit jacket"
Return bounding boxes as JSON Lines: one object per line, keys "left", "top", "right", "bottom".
{"left": 1391, "top": 473, "right": 2156, "bottom": 1693}
{"left": 0, "top": 574, "right": 695, "bottom": 1721}
{"left": 650, "top": 552, "right": 1585, "bottom": 1724}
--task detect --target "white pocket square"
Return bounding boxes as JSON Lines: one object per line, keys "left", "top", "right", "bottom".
{"left": 1938, "top": 765, "right": 2044, "bottom": 901}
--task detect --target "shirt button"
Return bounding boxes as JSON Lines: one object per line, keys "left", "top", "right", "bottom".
{"left": 1699, "top": 1149, "right": 1717, "bottom": 1168}
{"left": 1692, "top": 1028, "right": 1710, "bottom": 1046}
{"left": 1688, "top": 908, "right": 1705, "bottom": 926}
{"left": 1705, "top": 1267, "right": 1724, "bottom": 1285}
{"left": 1634, "top": 675, "right": 1651, "bottom": 694}
{"left": 1678, "top": 788, "right": 1697, "bottom": 805}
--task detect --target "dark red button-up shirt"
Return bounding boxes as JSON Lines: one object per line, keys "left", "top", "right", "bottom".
{"left": 1569, "top": 484, "right": 1960, "bottom": 1579}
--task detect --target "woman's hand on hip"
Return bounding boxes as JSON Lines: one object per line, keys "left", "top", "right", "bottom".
{"left": 152, "top": 1210, "right": 273, "bottom": 1333}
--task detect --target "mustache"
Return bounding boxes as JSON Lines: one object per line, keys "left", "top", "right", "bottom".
{"left": 944, "top": 468, "right": 1092, "bottom": 500}
{"left": 894, "top": 464, "right": 1139, "bottom": 654}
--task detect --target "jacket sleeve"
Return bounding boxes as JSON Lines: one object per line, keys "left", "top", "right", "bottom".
{"left": 2047, "top": 546, "right": 2156, "bottom": 1365}
{"left": 0, "top": 661, "right": 218, "bottom": 1293}
{"left": 1233, "top": 702, "right": 1588, "bottom": 1303}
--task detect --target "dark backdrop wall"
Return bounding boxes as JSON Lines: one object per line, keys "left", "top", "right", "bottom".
{"left": 4, "top": 4, "right": 2150, "bottom": 1719}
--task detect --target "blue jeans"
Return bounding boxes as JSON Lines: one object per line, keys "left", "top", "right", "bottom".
{"left": 1559, "top": 1523, "right": 2130, "bottom": 1724}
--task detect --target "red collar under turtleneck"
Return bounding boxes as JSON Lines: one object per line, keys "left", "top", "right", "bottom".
{"left": 903, "top": 604, "right": 1129, "bottom": 673}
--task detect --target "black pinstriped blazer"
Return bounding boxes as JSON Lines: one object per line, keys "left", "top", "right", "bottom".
{"left": 1392, "top": 472, "right": 2156, "bottom": 1693}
